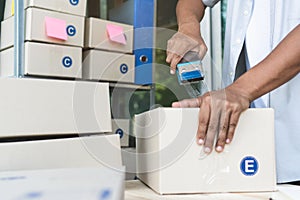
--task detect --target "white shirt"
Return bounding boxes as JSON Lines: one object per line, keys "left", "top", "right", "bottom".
{"left": 203, "top": 0, "right": 300, "bottom": 183}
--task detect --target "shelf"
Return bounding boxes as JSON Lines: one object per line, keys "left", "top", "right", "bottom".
{"left": 109, "top": 82, "right": 152, "bottom": 90}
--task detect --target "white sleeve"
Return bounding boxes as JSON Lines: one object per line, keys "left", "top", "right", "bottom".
{"left": 202, "top": 0, "right": 220, "bottom": 7}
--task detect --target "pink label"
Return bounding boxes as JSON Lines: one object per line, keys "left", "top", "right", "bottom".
{"left": 106, "top": 24, "right": 127, "bottom": 45}
{"left": 45, "top": 17, "right": 68, "bottom": 41}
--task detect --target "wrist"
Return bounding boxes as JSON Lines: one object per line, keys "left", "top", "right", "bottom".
{"left": 226, "top": 84, "right": 253, "bottom": 104}
{"left": 178, "top": 21, "right": 200, "bottom": 32}
{"left": 178, "top": 21, "right": 201, "bottom": 41}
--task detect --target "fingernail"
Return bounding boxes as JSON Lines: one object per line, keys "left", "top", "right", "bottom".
{"left": 170, "top": 69, "right": 175, "bottom": 75}
{"left": 204, "top": 147, "right": 211, "bottom": 153}
{"left": 216, "top": 146, "right": 223, "bottom": 152}
{"left": 226, "top": 139, "right": 231, "bottom": 144}
{"left": 198, "top": 139, "right": 204, "bottom": 145}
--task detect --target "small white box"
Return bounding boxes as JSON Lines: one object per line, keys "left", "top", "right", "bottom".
{"left": 135, "top": 108, "right": 276, "bottom": 194}
{"left": 1, "top": 42, "right": 82, "bottom": 78}
{"left": 0, "top": 8, "right": 84, "bottom": 50}
{"left": 0, "top": 48, "right": 14, "bottom": 77}
{"left": 0, "top": 135, "right": 122, "bottom": 171}
{"left": 0, "top": 78, "right": 111, "bottom": 137}
{"left": 4, "top": 0, "right": 87, "bottom": 20}
{"left": 112, "top": 119, "right": 130, "bottom": 147}
{"left": 83, "top": 49, "right": 135, "bottom": 83}
{"left": 0, "top": 16, "right": 14, "bottom": 51}
{"left": 85, "top": 18, "right": 134, "bottom": 53}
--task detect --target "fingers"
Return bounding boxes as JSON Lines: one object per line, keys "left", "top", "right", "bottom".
{"left": 215, "top": 111, "right": 231, "bottom": 152}
{"left": 167, "top": 47, "right": 206, "bottom": 75}
{"left": 166, "top": 32, "right": 208, "bottom": 75}
{"left": 166, "top": 51, "right": 182, "bottom": 74}
{"left": 196, "top": 91, "right": 241, "bottom": 154}
{"left": 166, "top": 49, "right": 180, "bottom": 74}
{"left": 226, "top": 111, "right": 241, "bottom": 144}
{"left": 166, "top": 51, "right": 173, "bottom": 64}
{"left": 197, "top": 101, "right": 211, "bottom": 152}
{"left": 173, "top": 88, "right": 249, "bottom": 155}
{"left": 166, "top": 36, "right": 184, "bottom": 72}
{"left": 214, "top": 110, "right": 241, "bottom": 152}
{"left": 170, "top": 55, "right": 182, "bottom": 74}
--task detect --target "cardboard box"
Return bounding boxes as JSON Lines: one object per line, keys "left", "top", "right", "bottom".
{"left": 4, "top": 0, "right": 87, "bottom": 20}
{"left": 0, "top": 47, "right": 14, "bottom": 77}
{"left": 122, "top": 148, "right": 137, "bottom": 180}
{"left": 85, "top": 18, "right": 134, "bottom": 53}
{"left": 0, "top": 7, "right": 84, "bottom": 50}
{"left": 135, "top": 108, "right": 276, "bottom": 194}
{"left": 0, "top": 16, "right": 14, "bottom": 51}
{"left": 0, "top": 134, "right": 122, "bottom": 171}
{"left": 1, "top": 42, "right": 82, "bottom": 78}
{"left": 112, "top": 119, "right": 130, "bottom": 147}
{"left": 0, "top": 78, "right": 111, "bottom": 137}
{"left": 83, "top": 49, "right": 135, "bottom": 83}
{"left": 0, "top": 167, "right": 125, "bottom": 200}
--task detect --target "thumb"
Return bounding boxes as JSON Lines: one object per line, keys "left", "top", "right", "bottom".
{"left": 172, "top": 98, "right": 201, "bottom": 108}
{"left": 172, "top": 101, "right": 181, "bottom": 108}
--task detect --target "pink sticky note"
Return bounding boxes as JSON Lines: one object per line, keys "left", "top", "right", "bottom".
{"left": 45, "top": 17, "right": 67, "bottom": 41}
{"left": 106, "top": 24, "right": 127, "bottom": 45}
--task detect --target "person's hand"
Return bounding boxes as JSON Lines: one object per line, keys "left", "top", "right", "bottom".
{"left": 166, "top": 22, "right": 207, "bottom": 74}
{"left": 172, "top": 86, "right": 251, "bottom": 153}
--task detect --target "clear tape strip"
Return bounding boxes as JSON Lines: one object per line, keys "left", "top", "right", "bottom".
{"left": 183, "top": 81, "right": 208, "bottom": 98}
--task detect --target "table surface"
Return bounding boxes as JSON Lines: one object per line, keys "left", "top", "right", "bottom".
{"left": 125, "top": 180, "right": 300, "bottom": 200}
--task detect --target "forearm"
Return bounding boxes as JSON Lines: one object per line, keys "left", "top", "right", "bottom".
{"left": 229, "top": 25, "right": 300, "bottom": 102}
{"left": 176, "top": 0, "right": 206, "bottom": 33}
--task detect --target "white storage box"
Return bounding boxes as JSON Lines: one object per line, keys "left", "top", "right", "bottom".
{"left": 122, "top": 148, "right": 137, "bottom": 180}
{"left": 0, "top": 134, "right": 122, "bottom": 171}
{"left": 85, "top": 18, "right": 134, "bottom": 53}
{"left": 0, "top": 78, "right": 111, "bottom": 137}
{"left": 0, "top": 48, "right": 14, "bottom": 77}
{"left": 0, "top": 42, "right": 82, "bottom": 78}
{"left": 135, "top": 108, "right": 276, "bottom": 194}
{"left": 112, "top": 119, "right": 130, "bottom": 147}
{"left": 0, "top": 8, "right": 84, "bottom": 50}
{"left": 4, "top": 0, "right": 87, "bottom": 20}
{"left": 83, "top": 49, "right": 135, "bottom": 83}
{"left": 0, "top": 15, "right": 14, "bottom": 51}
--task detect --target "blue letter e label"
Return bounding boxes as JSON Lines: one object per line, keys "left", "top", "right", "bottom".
{"left": 240, "top": 156, "right": 259, "bottom": 176}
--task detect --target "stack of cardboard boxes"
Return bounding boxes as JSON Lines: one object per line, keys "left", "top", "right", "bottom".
{"left": 0, "top": 0, "right": 86, "bottom": 78}
{"left": 0, "top": 0, "right": 136, "bottom": 149}
{"left": 0, "top": 0, "right": 125, "bottom": 173}
{"left": 83, "top": 16, "right": 135, "bottom": 147}
{"left": 83, "top": 17, "right": 135, "bottom": 83}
